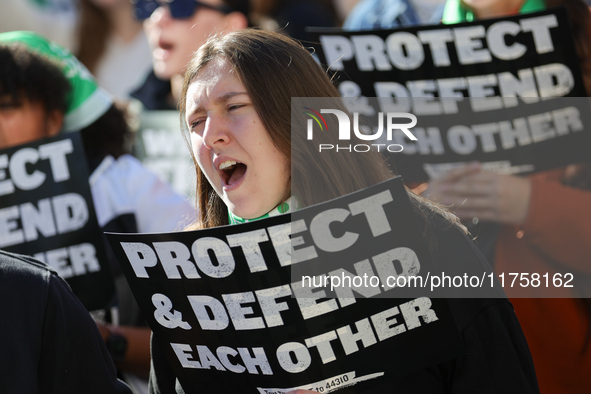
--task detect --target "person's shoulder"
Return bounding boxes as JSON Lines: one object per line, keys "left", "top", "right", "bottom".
{"left": 447, "top": 297, "right": 513, "bottom": 332}
{"left": 0, "top": 249, "right": 57, "bottom": 281}
{"left": 414, "top": 204, "right": 472, "bottom": 252}
{"left": 420, "top": 204, "right": 463, "bottom": 231}
{"left": 130, "top": 71, "right": 175, "bottom": 111}
{"left": 413, "top": 202, "right": 506, "bottom": 295}
{"left": 415, "top": 210, "right": 512, "bottom": 330}
{"left": 0, "top": 250, "right": 78, "bottom": 301}
{"left": 0, "top": 250, "right": 63, "bottom": 322}
{"left": 90, "top": 154, "right": 154, "bottom": 191}
{"left": 114, "top": 153, "right": 150, "bottom": 172}
{"left": 420, "top": 207, "right": 477, "bottom": 256}
{"left": 94, "top": 154, "right": 158, "bottom": 179}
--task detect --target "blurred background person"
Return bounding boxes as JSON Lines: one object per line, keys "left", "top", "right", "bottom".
{"left": 131, "top": 0, "right": 250, "bottom": 110}
{"left": 425, "top": 0, "right": 591, "bottom": 392}
{"left": 76, "top": 0, "right": 153, "bottom": 100}
{"left": 0, "top": 0, "right": 79, "bottom": 51}
{"left": 0, "top": 31, "right": 194, "bottom": 394}
{"left": 344, "top": 0, "right": 446, "bottom": 30}
{"left": 333, "top": 0, "right": 363, "bottom": 23}
{"left": 250, "top": 0, "right": 340, "bottom": 42}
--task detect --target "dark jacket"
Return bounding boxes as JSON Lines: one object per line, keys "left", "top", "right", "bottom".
{"left": 0, "top": 250, "right": 132, "bottom": 394}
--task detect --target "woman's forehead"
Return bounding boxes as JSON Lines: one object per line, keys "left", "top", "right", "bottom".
{"left": 192, "top": 57, "right": 231, "bottom": 84}
{"left": 186, "top": 59, "right": 247, "bottom": 112}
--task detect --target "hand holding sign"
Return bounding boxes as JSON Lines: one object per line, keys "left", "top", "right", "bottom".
{"left": 426, "top": 162, "right": 532, "bottom": 224}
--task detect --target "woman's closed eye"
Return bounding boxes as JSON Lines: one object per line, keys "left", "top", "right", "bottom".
{"left": 228, "top": 103, "right": 246, "bottom": 111}
{"left": 189, "top": 117, "right": 206, "bottom": 133}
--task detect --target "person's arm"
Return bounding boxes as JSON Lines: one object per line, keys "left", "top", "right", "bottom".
{"left": 518, "top": 174, "right": 591, "bottom": 272}
{"left": 427, "top": 164, "right": 591, "bottom": 273}
{"left": 426, "top": 162, "right": 532, "bottom": 225}
{"left": 97, "top": 323, "right": 152, "bottom": 378}
{"left": 39, "top": 273, "right": 132, "bottom": 394}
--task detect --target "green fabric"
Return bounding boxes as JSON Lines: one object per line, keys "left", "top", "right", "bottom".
{"left": 228, "top": 196, "right": 299, "bottom": 225}
{"left": 30, "top": 0, "right": 49, "bottom": 7}
{"left": 0, "top": 31, "right": 112, "bottom": 132}
{"left": 442, "top": 0, "right": 546, "bottom": 24}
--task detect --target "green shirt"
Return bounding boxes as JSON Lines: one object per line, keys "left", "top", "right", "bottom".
{"left": 442, "top": 0, "right": 546, "bottom": 24}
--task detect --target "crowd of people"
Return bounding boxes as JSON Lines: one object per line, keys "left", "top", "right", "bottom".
{"left": 1, "top": 0, "right": 590, "bottom": 393}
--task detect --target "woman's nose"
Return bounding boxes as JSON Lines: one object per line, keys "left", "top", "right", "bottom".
{"left": 150, "top": 5, "right": 172, "bottom": 27}
{"left": 202, "top": 117, "right": 230, "bottom": 150}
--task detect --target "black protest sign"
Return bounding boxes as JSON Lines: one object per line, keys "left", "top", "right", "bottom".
{"left": 0, "top": 133, "right": 114, "bottom": 311}
{"left": 133, "top": 110, "right": 195, "bottom": 198}
{"left": 310, "top": 8, "right": 585, "bottom": 98}
{"left": 308, "top": 9, "right": 591, "bottom": 182}
{"left": 107, "top": 177, "right": 466, "bottom": 393}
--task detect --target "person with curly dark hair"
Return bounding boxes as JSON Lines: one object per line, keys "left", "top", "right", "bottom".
{"left": 0, "top": 43, "right": 69, "bottom": 147}
{"left": 0, "top": 31, "right": 195, "bottom": 392}
{"left": 0, "top": 40, "right": 131, "bottom": 394}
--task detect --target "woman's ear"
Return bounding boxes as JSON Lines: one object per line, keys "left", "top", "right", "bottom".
{"left": 45, "top": 109, "right": 64, "bottom": 138}
{"left": 224, "top": 12, "right": 249, "bottom": 31}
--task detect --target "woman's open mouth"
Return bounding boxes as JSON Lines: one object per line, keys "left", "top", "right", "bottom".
{"left": 154, "top": 41, "right": 174, "bottom": 60}
{"left": 219, "top": 160, "right": 247, "bottom": 187}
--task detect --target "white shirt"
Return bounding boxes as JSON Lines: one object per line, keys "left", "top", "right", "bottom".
{"left": 89, "top": 154, "right": 195, "bottom": 232}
